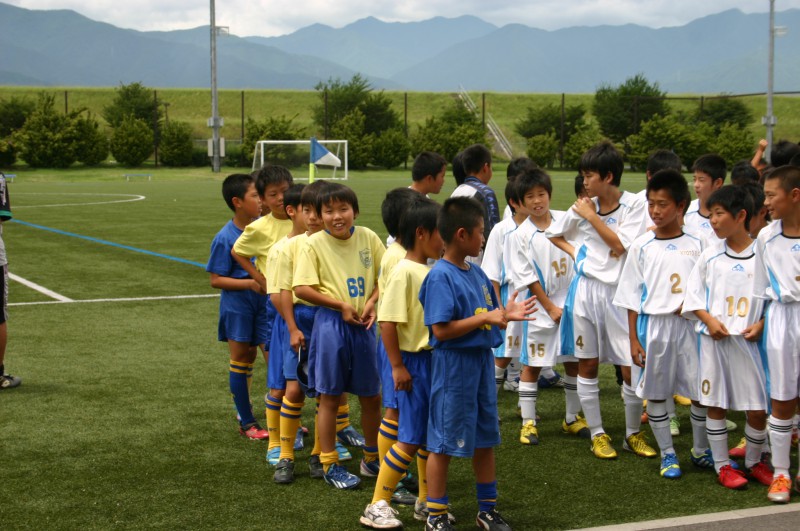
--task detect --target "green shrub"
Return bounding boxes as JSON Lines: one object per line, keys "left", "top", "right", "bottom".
{"left": 74, "top": 113, "right": 109, "bottom": 166}
{"left": 0, "top": 96, "right": 36, "bottom": 137}
{"left": 0, "top": 137, "right": 16, "bottom": 168}
{"left": 12, "top": 93, "right": 80, "bottom": 168}
{"left": 192, "top": 147, "right": 210, "bottom": 167}
{"left": 710, "top": 123, "right": 756, "bottom": 167}
{"left": 159, "top": 121, "right": 194, "bottom": 167}
{"left": 562, "top": 121, "right": 604, "bottom": 169}
{"left": 526, "top": 132, "right": 560, "bottom": 169}
{"left": 243, "top": 115, "right": 306, "bottom": 167}
{"left": 410, "top": 101, "right": 485, "bottom": 162}
{"left": 331, "top": 109, "right": 372, "bottom": 169}
{"left": 371, "top": 128, "right": 409, "bottom": 169}
{"left": 110, "top": 116, "right": 153, "bottom": 167}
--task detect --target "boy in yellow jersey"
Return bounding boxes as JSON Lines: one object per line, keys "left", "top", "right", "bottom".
{"left": 294, "top": 183, "right": 386, "bottom": 490}
{"left": 361, "top": 197, "right": 444, "bottom": 529}
{"left": 232, "top": 165, "right": 293, "bottom": 457}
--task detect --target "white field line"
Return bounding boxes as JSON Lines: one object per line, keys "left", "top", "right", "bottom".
{"left": 9, "top": 273, "right": 73, "bottom": 302}
{"left": 9, "top": 293, "right": 219, "bottom": 307}
{"left": 12, "top": 193, "right": 146, "bottom": 209}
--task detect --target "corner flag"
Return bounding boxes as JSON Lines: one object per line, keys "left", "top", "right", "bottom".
{"left": 309, "top": 137, "right": 341, "bottom": 182}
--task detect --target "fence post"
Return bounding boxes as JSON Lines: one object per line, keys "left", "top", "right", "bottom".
{"left": 324, "top": 89, "right": 329, "bottom": 139}
{"left": 404, "top": 92, "right": 408, "bottom": 169}
{"left": 481, "top": 93, "right": 486, "bottom": 128}
{"left": 64, "top": 90, "right": 68, "bottom": 114}
{"left": 633, "top": 95, "right": 640, "bottom": 135}
{"left": 153, "top": 90, "right": 159, "bottom": 168}
{"left": 241, "top": 90, "right": 245, "bottom": 143}
{"left": 560, "top": 93, "right": 566, "bottom": 169}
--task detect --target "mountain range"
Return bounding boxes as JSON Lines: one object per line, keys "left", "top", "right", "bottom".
{"left": 1, "top": 2, "right": 798, "bottom": 93}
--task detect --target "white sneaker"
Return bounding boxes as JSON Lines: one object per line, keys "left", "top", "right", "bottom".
{"left": 502, "top": 378, "right": 519, "bottom": 392}
{"left": 360, "top": 499, "right": 402, "bottom": 529}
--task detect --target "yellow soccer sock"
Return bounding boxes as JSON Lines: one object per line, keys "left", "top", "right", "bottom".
{"left": 337, "top": 403, "right": 351, "bottom": 432}
{"left": 363, "top": 445, "right": 379, "bottom": 464}
{"left": 417, "top": 448, "right": 429, "bottom": 504}
{"left": 372, "top": 445, "right": 412, "bottom": 504}
{"left": 279, "top": 398, "right": 303, "bottom": 461}
{"left": 312, "top": 398, "right": 321, "bottom": 456}
{"left": 265, "top": 394, "right": 282, "bottom": 451}
{"left": 320, "top": 450, "right": 339, "bottom": 473}
{"left": 377, "top": 417, "right": 399, "bottom": 462}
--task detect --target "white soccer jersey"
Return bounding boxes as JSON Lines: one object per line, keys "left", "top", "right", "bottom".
{"left": 683, "top": 199, "right": 717, "bottom": 242}
{"left": 614, "top": 231, "right": 704, "bottom": 315}
{"left": 509, "top": 213, "right": 573, "bottom": 330}
{"left": 545, "top": 191, "right": 646, "bottom": 286}
{"left": 682, "top": 240, "right": 764, "bottom": 336}
{"left": 636, "top": 188, "right": 654, "bottom": 227}
{"left": 754, "top": 220, "right": 800, "bottom": 303}
{"left": 482, "top": 217, "right": 518, "bottom": 285}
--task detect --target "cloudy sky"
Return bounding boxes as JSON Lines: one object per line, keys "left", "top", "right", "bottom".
{"left": 7, "top": 0, "right": 800, "bottom": 37}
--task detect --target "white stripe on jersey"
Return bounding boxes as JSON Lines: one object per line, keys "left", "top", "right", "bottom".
{"left": 754, "top": 219, "right": 800, "bottom": 303}
{"left": 483, "top": 217, "right": 518, "bottom": 285}
{"left": 614, "top": 231, "right": 704, "bottom": 315}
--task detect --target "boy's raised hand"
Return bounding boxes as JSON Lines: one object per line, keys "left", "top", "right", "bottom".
{"left": 572, "top": 197, "right": 596, "bottom": 220}
{"left": 505, "top": 291, "right": 538, "bottom": 322}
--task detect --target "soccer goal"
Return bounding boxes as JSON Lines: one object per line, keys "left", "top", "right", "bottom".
{"left": 251, "top": 139, "right": 348, "bottom": 181}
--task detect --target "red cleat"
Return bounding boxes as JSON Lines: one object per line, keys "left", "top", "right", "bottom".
{"left": 747, "top": 462, "right": 773, "bottom": 486}
{"left": 718, "top": 464, "right": 748, "bottom": 490}
{"left": 729, "top": 437, "right": 746, "bottom": 459}
{"left": 240, "top": 424, "right": 269, "bottom": 440}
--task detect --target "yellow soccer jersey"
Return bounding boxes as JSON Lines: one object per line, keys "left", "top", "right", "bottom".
{"left": 265, "top": 236, "right": 290, "bottom": 295}
{"left": 293, "top": 226, "right": 385, "bottom": 314}
{"left": 378, "top": 259, "right": 432, "bottom": 352}
{"left": 232, "top": 214, "right": 292, "bottom": 274}
{"left": 378, "top": 242, "right": 407, "bottom": 300}
{"left": 277, "top": 233, "right": 312, "bottom": 306}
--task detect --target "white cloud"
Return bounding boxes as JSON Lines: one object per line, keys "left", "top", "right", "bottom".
{"left": 8, "top": 0, "right": 800, "bottom": 37}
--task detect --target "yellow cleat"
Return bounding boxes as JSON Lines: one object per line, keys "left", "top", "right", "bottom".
{"left": 673, "top": 394, "right": 691, "bottom": 406}
{"left": 590, "top": 433, "right": 617, "bottom": 459}
{"left": 562, "top": 415, "right": 591, "bottom": 439}
{"left": 520, "top": 420, "right": 539, "bottom": 445}
{"left": 624, "top": 431, "right": 658, "bottom": 458}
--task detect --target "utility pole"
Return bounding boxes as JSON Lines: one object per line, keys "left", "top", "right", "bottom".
{"left": 764, "top": 0, "right": 776, "bottom": 163}
{"left": 210, "top": 0, "right": 221, "bottom": 172}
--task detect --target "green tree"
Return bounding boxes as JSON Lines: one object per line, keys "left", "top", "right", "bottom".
{"left": 103, "top": 82, "right": 162, "bottom": 137}
{"left": 243, "top": 115, "right": 306, "bottom": 167}
{"left": 696, "top": 97, "right": 753, "bottom": 132}
{"left": 710, "top": 123, "right": 756, "bottom": 167}
{"left": 626, "top": 114, "right": 713, "bottom": 171}
{"left": 0, "top": 96, "right": 36, "bottom": 137}
{"left": 312, "top": 75, "right": 399, "bottom": 140}
{"left": 331, "top": 109, "right": 373, "bottom": 169}
{"left": 593, "top": 74, "right": 669, "bottom": 143}
{"left": 410, "top": 101, "right": 485, "bottom": 162}
{"left": 12, "top": 93, "right": 81, "bottom": 168}
{"left": 73, "top": 112, "right": 109, "bottom": 166}
{"left": 515, "top": 103, "right": 586, "bottom": 145}
{"left": 562, "top": 121, "right": 604, "bottom": 169}
{"left": 110, "top": 116, "right": 153, "bottom": 167}
{"left": 159, "top": 121, "right": 194, "bottom": 167}
{"left": 0, "top": 138, "right": 15, "bottom": 168}
{"left": 526, "top": 132, "right": 560, "bottom": 169}
{"left": 371, "top": 128, "right": 410, "bottom": 169}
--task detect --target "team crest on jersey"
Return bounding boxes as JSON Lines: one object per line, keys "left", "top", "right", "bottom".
{"left": 701, "top": 222, "right": 710, "bottom": 229}
{"left": 605, "top": 217, "right": 617, "bottom": 225}
{"left": 359, "top": 248, "right": 372, "bottom": 268}
{"left": 666, "top": 244, "right": 677, "bottom": 251}
{"left": 792, "top": 244, "right": 800, "bottom": 252}
{"left": 731, "top": 264, "right": 745, "bottom": 272}
{"left": 483, "top": 284, "right": 493, "bottom": 307}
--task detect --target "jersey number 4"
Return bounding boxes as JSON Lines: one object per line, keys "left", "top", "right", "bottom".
{"left": 347, "top": 277, "right": 365, "bottom": 298}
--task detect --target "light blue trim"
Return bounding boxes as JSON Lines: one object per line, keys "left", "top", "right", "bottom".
{"left": 759, "top": 302, "right": 773, "bottom": 414}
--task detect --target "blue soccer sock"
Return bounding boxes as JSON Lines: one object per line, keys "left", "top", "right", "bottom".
{"left": 476, "top": 481, "right": 498, "bottom": 513}
{"left": 230, "top": 360, "right": 255, "bottom": 427}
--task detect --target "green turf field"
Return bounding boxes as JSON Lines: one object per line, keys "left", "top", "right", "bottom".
{"left": 1, "top": 166, "right": 783, "bottom": 530}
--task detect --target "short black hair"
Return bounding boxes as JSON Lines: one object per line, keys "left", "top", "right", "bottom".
{"left": 382, "top": 188, "right": 421, "bottom": 240}
{"left": 692, "top": 154, "right": 727, "bottom": 184}
{"left": 707, "top": 185, "right": 754, "bottom": 231}
{"left": 398, "top": 196, "right": 441, "bottom": 251}
{"left": 647, "top": 149, "right": 682, "bottom": 175}
{"left": 789, "top": 152, "right": 800, "bottom": 168}
{"left": 254, "top": 164, "right": 294, "bottom": 196}
{"left": 764, "top": 164, "right": 800, "bottom": 193}
{"left": 730, "top": 160, "right": 760, "bottom": 186}
{"left": 412, "top": 152, "right": 447, "bottom": 182}
{"left": 579, "top": 141, "right": 624, "bottom": 186}
{"left": 314, "top": 182, "right": 359, "bottom": 215}
{"left": 504, "top": 180, "right": 518, "bottom": 215}
{"left": 452, "top": 151, "right": 467, "bottom": 186}
{"left": 300, "top": 179, "right": 331, "bottom": 207}
{"left": 507, "top": 157, "right": 538, "bottom": 181}
{"left": 574, "top": 174, "right": 586, "bottom": 198}
{"left": 439, "top": 196, "right": 484, "bottom": 244}
{"left": 461, "top": 144, "right": 492, "bottom": 176}
{"left": 222, "top": 173, "right": 254, "bottom": 212}
{"left": 770, "top": 140, "right": 800, "bottom": 167}
{"left": 646, "top": 169, "right": 690, "bottom": 213}
{"left": 283, "top": 183, "right": 305, "bottom": 212}
{"left": 739, "top": 181, "right": 766, "bottom": 215}
{"left": 516, "top": 168, "right": 553, "bottom": 199}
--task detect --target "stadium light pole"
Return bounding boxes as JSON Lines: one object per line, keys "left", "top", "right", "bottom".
{"left": 210, "top": 0, "right": 221, "bottom": 172}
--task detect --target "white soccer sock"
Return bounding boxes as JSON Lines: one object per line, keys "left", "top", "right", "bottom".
{"left": 540, "top": 366, "right": 557, "bottom": 379}
{"left": 563, "top": 375, "right": 580, "bottom": 424}
{"left": 666, "top": 397, "right": 676, "bottom": 419}
{"left": 768, "top": 415, "right": 794, "bottom": 478}
{"left": 646, "top": 401, "right": 674, "bottom": 457}
{"left": 622, "top": 383, "right": 643, "bottom": 437}
{"left": 706, "top": 417, "right": 729, "bottom": 473}
{"left": 744, "top": 422, "right": 767, "bottom": 469}
{"left": 577, "top": 376, "right": 603, "bottom": 437}
{"left": 506, "top": 358, "right": 521, "bottom": 382}
{"left": 494, "top": 365, "right": 505, "bottom": 394}
{"left": 518, "top": 381, "right": 538, "bottom": 424}
{"left": 690, "top": 405, "right": 709, "bottom": 453}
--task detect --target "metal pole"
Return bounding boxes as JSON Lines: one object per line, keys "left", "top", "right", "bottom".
{"left": 210, "top": 0, "right": 221, "bottom": 172}
{"left": 765, "top": 0, "right": 776, "bottom": 164}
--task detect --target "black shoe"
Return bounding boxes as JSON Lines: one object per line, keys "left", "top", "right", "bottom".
{"left": 399, "top": 471, "right": 419, "bottom": 494}
{"left": 308, "top": 454, "right": 324, "bottom": 479}
{"left": 273, "top": 458, "right": 295, "bottom": 484}
{"left": 476, "top": 509, "right": 512, "bottom": 531}
{"left": 426, "top": 514, "right": 455, "bottom": 531}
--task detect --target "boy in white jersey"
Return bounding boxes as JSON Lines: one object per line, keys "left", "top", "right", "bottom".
{"left": 613, "top": 170, "right": 708, "bottom": 479}
{"left": 756, "top": 166, "right": 800, "bottom": 503}
{"left": 508, "top": 169, "right": 587, "bottom": 445}
{"left": 635, "top": 150, "right": 683, "bottom": 227}
{"left": 684, "top": 154, "right": 726, "bottom": 241}
{"left": 546, "top": 141, "right": 655, "bottom": 460}
{"left": 683, "top": 186, "right": 771, "bottom": 490}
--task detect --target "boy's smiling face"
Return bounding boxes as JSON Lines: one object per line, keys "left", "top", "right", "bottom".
{"left": 321, "top": 199, "right": 355, "bottom": 240}
{"left": 301, "top": 203, "right": 324, "bottom": 234}
{"left": 709, "top": 204, "right": 743, "bottom": 240}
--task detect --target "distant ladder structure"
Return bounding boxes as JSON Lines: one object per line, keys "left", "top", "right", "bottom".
{"left": 457, "top": 85, "right": 514, "bottom": 160}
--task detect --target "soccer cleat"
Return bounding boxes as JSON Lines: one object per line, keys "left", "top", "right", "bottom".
{"left": 718, "top": 464, "right": 748, "bottom": 490}
{"left": 360, "top": 457, "right": 381, "bottom": 477}
{"left": 729, "top": 437, "right": 746, "bottom": 459}
{"left": 768, "top": 475, "right": 791, "bottom": 503}
{"left": 746, "top": 462, "right": 773, "bottom": 486}
{"left": 794, "top": 475, "right": 800, "bottom": 495}
{"left": 239, "top": 423, "right": 269, "bottom": 440}
{"left": 266, "top": 446, "right": 281, "bottom": 466}
{"left": 690, "top": 448, "right": 715, "bottom": 469}
{"left": 670, "top": 416, "right": 681, "bottom": 436}
{"left": 0, "top": 372, "right": 21, "bottom": 390}
{"left": 623, "top": 432, "right": 657, "bottom": 458}
{"left": 336, "top": 441, "right": 353, "bottom": 461}
{"left": 391, "top": 485, "right": 417, "bottom": 505}
{"left": 426, "top": 514, "right": 455, "bottom": 531}
{"left": 360, "top": 499, "right": 403, "bottom": 529}
{"left": 476, "top": 509, "right": 512, "bottom": 531}
{"left": 538, "top": 371, "right": 565, "bottom": 389}
{"left": 323, "top": 463, "right": 361, "bottom": 490}
{"left": 293, "top": 426, "right": 304, "bottom": 451}
{"left": 519, "top": 420, "right": 539, "bottom": 445}
{"left": 726, "top": 419, "right": 738, "bottom": 431}
{"left": 660, "top": 453, "right": 682, "bottom": 479}
{"left": 400, "top": 471, "right": 419, "bottom": 494}
{"left": 503, "top": 377, "right": 520, "bottom": 392}
{"left": 590, "top": 433, "right": 617, "bottom": 459}
{"left": 273, "top": 458, "right": 295, "bottom": 484}
{"left": 641, "top": 412, "right": 649, "bottom": 424}
{"left": 562, "top": 415, "right": 591, "bottom": 439}
{"left": 308, "top": 454, "right": 324, "bottom": 479}
{"left": 673, "top": 394, "right": 691, "bottom": 406}
{"left": 337, "top": 425, "right": 366, "bottom": 447}
{"left": 414, "top": 499, "right": 456, "bottom": 523}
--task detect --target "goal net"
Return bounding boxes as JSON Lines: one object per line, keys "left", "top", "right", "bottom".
{"left": 251, "top": 139, "right": 348, "bottom": 181}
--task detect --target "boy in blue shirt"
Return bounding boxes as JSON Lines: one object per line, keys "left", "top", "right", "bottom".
{"left": 206, "top": 173, "right": 269, "bottom": 439}
{"left": 419, "top": 197, "right": 536, "bottom": 531}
